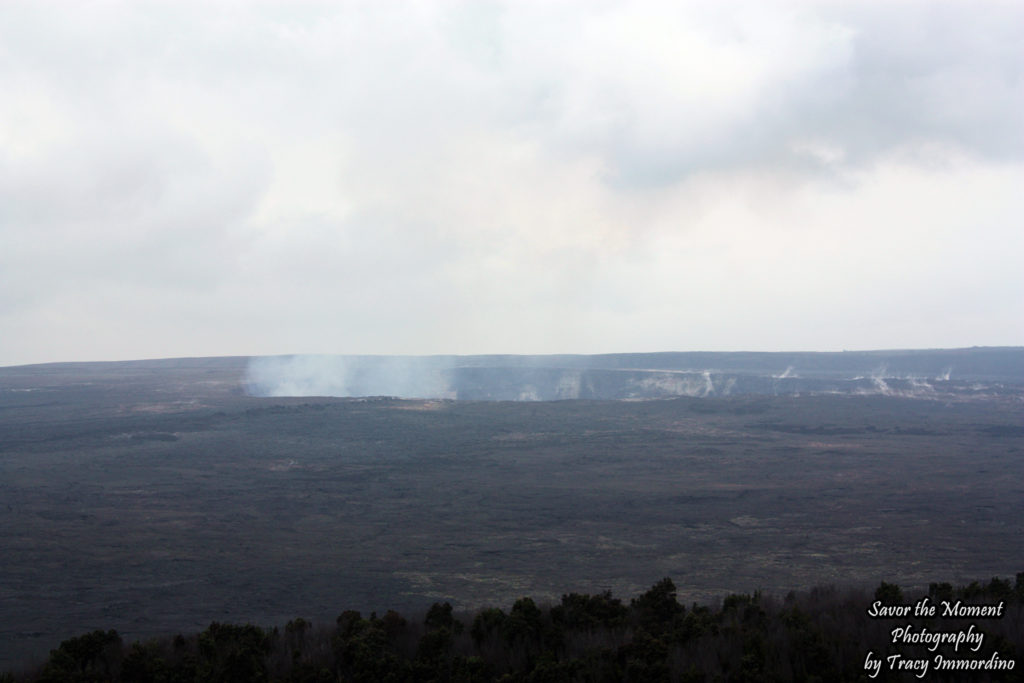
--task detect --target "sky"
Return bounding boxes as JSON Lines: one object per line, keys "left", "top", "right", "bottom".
{"left": 1, "top": 0, "right": 1021, "bottom": 365}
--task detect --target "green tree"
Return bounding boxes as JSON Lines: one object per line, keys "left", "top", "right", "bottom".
{"left": 120, "top": 642, "right": 170, "bottom": 683}
{"left": 196, "top": 623, "right": 270, "bottom": 683}
{"left": 874, "top": 581, "right": 903, "bottom": 605}
{"left": 551, "top": 591, "right": 628, "bottom": 630}
{"left": 631, "top": 578, "right": 685, "bottom": 634}
{"left": 39, "top": 629, "right": 122, "bottom": 683}
{"left": 470, "top": 608, "right": 506, "bottom": 648}
{"left": 334, "top": 612, "right": 409, "bottom": 682}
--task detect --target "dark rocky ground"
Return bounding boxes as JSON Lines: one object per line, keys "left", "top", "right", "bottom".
{"left": 1, "top": 352, "right": 1022, "bottom": 671}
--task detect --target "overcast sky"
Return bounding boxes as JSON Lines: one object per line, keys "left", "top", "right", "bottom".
{"left": 1, "top": 1, "right": 1021, "bottom": 365}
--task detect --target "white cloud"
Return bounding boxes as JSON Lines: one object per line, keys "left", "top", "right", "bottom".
{"left": 0, "top": 0, "right": 1020, "bottom": 364}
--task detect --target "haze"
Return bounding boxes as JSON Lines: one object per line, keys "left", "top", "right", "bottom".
{"left": 1, "top": 1, "right": 1021, "bottom": 366}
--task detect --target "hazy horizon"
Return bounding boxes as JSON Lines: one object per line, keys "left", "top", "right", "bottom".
{"left": 4, "top": 344, "right": 1024, "bottom": 370}
{"left": 2, "top": 1, "right": 1021, "bottom": 366}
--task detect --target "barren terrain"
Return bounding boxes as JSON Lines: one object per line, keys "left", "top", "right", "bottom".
{"left": 1, "top": 353, "right": 1022, "bottom": 670}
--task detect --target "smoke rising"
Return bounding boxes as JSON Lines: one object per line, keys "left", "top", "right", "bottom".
{"left": 242, "top": 351, "right": 1018, "bottom": 402}
{"left": 244, "top": 355, "right": 456, "bottom": 399}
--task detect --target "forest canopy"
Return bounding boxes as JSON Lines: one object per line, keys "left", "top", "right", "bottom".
{"left": 8, "top": 574, "right": 1023, "bottom": 682}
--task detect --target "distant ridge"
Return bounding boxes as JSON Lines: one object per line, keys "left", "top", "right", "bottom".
{"left": 3, "top": 348, "right": 1021, "bottom": 401}
{"left": 241, "top": 347, "right": 1024, "bottom": 401}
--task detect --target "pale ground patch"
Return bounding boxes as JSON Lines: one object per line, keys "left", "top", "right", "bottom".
{"left": 391, "top": 400, "right": 451, "bottom": 411}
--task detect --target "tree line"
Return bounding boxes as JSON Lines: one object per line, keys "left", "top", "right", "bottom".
{"left": 6, "top": 574, "right": 1023, "bottom": 682}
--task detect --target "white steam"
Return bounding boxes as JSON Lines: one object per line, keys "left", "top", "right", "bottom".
{"left": 774, "top": 365, "right": 797, "bottom": 379}
{"left": 241, "top": 354, "right": 996, "bottom": 402}
{"left": 245, "top": 355, "right": 456, "bottom": 399}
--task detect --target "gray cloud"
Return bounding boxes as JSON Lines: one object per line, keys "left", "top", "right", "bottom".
{"left": 497, "top": 1, "right": 1023, "bottom": 186}
{"left": 0, "top": 1, "right": 1020, "bottom": 365}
